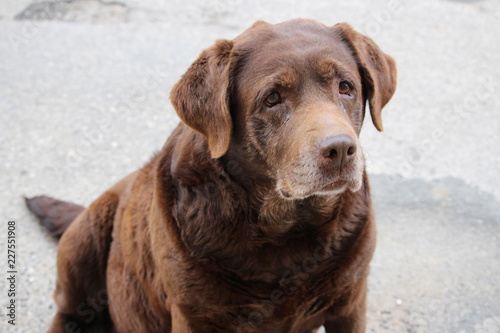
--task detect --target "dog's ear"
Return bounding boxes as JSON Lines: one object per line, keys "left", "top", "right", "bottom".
{"left": 170, "top": 39, "right": 234, "bottom": 158}
{"left": 334, "top": 23, "right": 397, "bottom": 131}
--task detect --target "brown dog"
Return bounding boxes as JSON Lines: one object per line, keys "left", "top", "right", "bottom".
{"left": 26, "top": 18, "right": 396, "bottom": 333}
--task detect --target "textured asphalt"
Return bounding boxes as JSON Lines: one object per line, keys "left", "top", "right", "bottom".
{"left": 1, "top": 0, "right": 499, "bottom": 332}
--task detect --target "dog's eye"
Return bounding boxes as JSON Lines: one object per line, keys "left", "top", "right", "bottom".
{"left": 265, "top": 92, "right": 282, "bottom": 107}
{"left": 339, "top": 81, "right": 352, "bottom": 95}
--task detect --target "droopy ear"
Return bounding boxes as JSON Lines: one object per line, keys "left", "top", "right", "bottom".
{"left": 170, "top": 39, "right": 234, "bottom": 158}
{"left": 334, "top": 23, "right": 397, "bottom": 131}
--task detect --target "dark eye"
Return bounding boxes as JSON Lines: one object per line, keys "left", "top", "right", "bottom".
{"left": 265, "top": 92, "right": 282, "bottom": 107}
{"left": 339, "top": 81, "right": 352, "bottom": 95}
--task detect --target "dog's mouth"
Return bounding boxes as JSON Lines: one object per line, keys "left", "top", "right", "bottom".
{"left": 276, "top": 166, "right": 363, "bottom": 200}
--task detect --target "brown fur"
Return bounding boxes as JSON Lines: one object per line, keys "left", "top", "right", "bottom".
{"left": 26, "top": 19, "right": 396, "bottom": 332}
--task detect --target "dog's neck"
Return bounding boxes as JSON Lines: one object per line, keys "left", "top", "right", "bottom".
{"left": 161, "top": 124, "right": 371, "bottom": 280}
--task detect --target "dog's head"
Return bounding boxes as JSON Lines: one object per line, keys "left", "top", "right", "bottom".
{"left": 171, "top": 19, "right": 397, "bottom": 200}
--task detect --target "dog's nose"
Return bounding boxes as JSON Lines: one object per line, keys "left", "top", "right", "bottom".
{"left": 319, "top": 135, "right": 357, "bottom": 168}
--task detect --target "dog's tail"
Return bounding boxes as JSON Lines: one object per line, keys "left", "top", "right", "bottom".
{"left": 25, "top": 195, "right": 85, "bottom": 239}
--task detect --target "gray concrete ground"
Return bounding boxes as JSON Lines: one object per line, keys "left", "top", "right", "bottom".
{"left": 1, "top": 0, "right": 499, "bottom": 332}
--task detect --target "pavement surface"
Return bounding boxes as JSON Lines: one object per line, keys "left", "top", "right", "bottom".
{"left": 1, "top": 0, "right": 499, "bottom": 332}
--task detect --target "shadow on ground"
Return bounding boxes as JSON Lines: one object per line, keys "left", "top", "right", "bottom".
{"left": 368, "top": 174, "right": 499, "bottom": 332}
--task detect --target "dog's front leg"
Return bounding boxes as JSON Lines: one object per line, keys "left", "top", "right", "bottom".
{"left": 323, "top": 278, "right": 368, "bottom": 333}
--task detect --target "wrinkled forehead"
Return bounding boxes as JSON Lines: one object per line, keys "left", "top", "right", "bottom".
{"left": 233, "top": 20, "right": 360, "bottom": 94}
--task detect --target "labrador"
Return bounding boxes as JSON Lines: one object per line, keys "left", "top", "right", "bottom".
{"left": 26, "top": 18, "right": 397, "bottom": 333}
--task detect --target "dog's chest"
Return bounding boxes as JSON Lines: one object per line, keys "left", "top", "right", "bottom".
{"left": 215, "top": 272, "right": 338, "bottom": 332}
